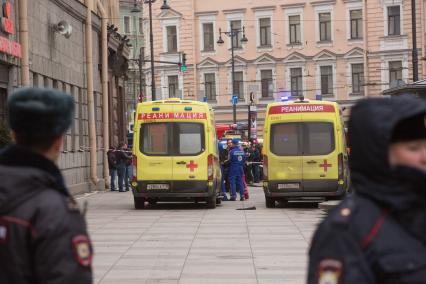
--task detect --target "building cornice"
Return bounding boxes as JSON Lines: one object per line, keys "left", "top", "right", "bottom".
{"left": 251, "top": 6, "right": 276, "bottom": 11}
{"left": 195, "top": 11, "right": 219, "bottom": 16}
{"left": 310, "top": 0, "right": 337, "bottom": 6}
{"left": 280, "top": 3, "right": 306, "bottom": 9}
{"left": 223, "top": 8, "right": 247, "bottom": 14}
{"left": 342, "top": 0, "right": 362, "bottom": 3}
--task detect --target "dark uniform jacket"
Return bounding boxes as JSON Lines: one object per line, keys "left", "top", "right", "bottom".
{"left": 0, "top": 146, "right": 93, "bottom": 284}
{"left": 308, "top": 96, "right": 426, "bottom": 283}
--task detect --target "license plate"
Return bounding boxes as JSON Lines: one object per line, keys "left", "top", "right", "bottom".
{"left": 147, "top": 184, "right": 169, "bottom": 190}
{"left": 278, "top": 183, "right": 300, "bottom": 190}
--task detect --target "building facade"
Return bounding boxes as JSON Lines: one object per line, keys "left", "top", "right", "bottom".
{"left": 142, "top": 0, "right": 425, "bottom": 134}
{"left": 0, "top": 0, "right": 129, "bottom": 194}
{"left": 119, "top": 0, "right": 145, "bottom": 137}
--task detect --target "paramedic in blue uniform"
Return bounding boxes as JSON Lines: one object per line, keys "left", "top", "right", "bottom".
{"left": 228, "top": 138, "right": 246, "bottom": 201}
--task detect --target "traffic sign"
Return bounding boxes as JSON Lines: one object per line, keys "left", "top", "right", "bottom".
{"left": 231, "top": 95, "right": 238, "bottom": 105}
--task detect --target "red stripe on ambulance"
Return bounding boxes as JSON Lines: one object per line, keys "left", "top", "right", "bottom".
{"left": 269, "top": 104, "right": 335, "bottom": 114}
{"left": 138, "top": 112, "right": 207, "bottom": 120}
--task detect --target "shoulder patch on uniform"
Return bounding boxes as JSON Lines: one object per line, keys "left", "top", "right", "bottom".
{"left": 330, "top": 198, "right": 356, "bottom": 226}
{"left": 0, "top": 221, "right": 7, "bottom": 244}
{"left": 72, "top": 235, "right": 93, "bottom": 267}
{"left": 316, "top": 259, "right": 343, "bottom": 284}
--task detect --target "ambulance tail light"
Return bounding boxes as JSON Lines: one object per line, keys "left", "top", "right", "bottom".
{"left": 263, "top": 155, "right": 268, "bottom": 181}
{"left": 132, "top": 155, "right": 137, "bottom": 182}
{"left": 338, "top": 154, "right": 344, "bottom": 180}
{"left": 208, "top": 154, "right": 214, "bottom": 181}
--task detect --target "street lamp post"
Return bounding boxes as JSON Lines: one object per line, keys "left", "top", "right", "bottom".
{"left": 217, "top": 26, "right": 248, "bottom": 124}
{"left": 132, "top": 0, "right": 170, "bottom": 101}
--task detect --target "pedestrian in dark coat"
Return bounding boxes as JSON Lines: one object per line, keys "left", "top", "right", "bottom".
{"left": 308, "top": 95, "right": 426, "bottom": 284}
{"left": 107, "top": 146, "right": 117, "bottom": 191}
{"left": 115, "top": 142, "right": 131, "bottom": 192}
{"left": 0, "top": 88, "right": 92, "bottom": 284}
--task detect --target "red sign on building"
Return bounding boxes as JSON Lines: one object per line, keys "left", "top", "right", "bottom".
{"left": 1, "top": 0, "right": 13, "bottom": 35}
{"left": 0, "top": 35, "right": 21, "bottom": 58}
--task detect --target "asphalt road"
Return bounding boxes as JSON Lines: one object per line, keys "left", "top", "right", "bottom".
{"left": 78, "top": 185, "right": 326, "bottom": 284}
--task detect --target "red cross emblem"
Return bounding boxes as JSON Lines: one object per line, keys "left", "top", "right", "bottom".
{"left": 186, "top": 160, "right": 198, "bottom": 172}
{"left": 319, "top": 159, "right": 332, "bottom": 172}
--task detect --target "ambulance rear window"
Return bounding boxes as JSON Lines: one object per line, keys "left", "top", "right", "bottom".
{"left": 270, "top": 122, "right": 335, "bottom": 156}
{"left": 176, "top": 123, "right": 204, "bottom": 155}
{"left": 140, "top": 122, "right": 205, "bottom": 156}
{"left": 303, "top": 122, "right": 335, "bottom": 155}
{"left": 271, "top": 123, "right": 300, "bottom": 155}
{"left": 141, "top": 123, "right": 170, "bottom": 155}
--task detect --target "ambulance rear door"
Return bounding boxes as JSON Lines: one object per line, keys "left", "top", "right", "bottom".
{"left": 301, "top": 112, "right": 339, "bottom": 192}
{"left": 268, "top": 105, "right": 303, "bottom": 191}
{"left": 171, "top": 104, "right": 208, "bottom": 188}
{"left": 137, "top": 104, "right": 174, "bottom": 183}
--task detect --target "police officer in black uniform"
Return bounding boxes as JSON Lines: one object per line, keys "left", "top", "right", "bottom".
{"left": 308, "top": 95, "right": 426, "bottom": 283}
{"left": 0, "top": 88, "right": 93, "bottom": 283}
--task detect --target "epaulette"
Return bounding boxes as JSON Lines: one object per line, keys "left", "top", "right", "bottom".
{"left": 329, "top": 197, "right": 356, "bottom": 227}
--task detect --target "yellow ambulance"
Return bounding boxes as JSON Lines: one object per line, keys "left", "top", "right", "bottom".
{"left": 263, "top": 98, "right": 349, "bottom": 208}
{"left": 131, "top": 98, "right": 221, "bottom": 209}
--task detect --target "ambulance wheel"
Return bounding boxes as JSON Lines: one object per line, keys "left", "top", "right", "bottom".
{"left": 265, "top": 197, "right": 275, "bottom": 208}
{"left": 134, "top": 197, "right": 146, "bottom": 209}
{"left": 207, "top": 195, "right": 217, "bottom": 209}
{"left": 148, "top": 199, "right": 157, "bottom": 206}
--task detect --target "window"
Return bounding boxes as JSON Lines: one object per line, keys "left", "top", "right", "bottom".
{"left": 350, "top": 10, "right": 363, "bottom": 39}
{"left": 289, "top": 15, "right": 301, "bottom": 44}
{"left": 124, "top": 16, "right": 130, "bottom": 34}
{"left": 304, "top": 123, "right": 335, "bottom": 155}
{"left": 177, "top": 123, "right": 204, "bottom": 155}
{"left": 319, "top": 12, "right": 331, "bottom": 41}
{"left": 139, "top": 18, "right": 143, "bottom": 35}
{"left": 231, "top": 20, "right": 242, "bottom": 48}
{"left": 259, "top": 18, "right": 271, "bottom": 46}
{"left": 204, "top": 73, "right": 216, "bottom": 101}
{"left": 389, "top": 61, "right": 402, "bottom": 84}
{"left": 351, "top": 63, "right": 364, "bottom": 94}
{"left": 290, "top": 67, "right": 303, "bottom": 97}
{"left": 168, "top": 75, "right": 179, "bottom": 98}
{"left": 141, "top": 123, "right": 169, "bottom": 155}
{"left": 320, "top": 65, "right": 333, "bottom": 95}
{"left": 388, "top": 6, "right": 401, "bottom": 36}
{"left": 261, "top": 70, "right": 273, "bottom": 98}
{"left": 233, "top": 71, "right": 244, "bottom": 99}
{"left": 270, "top": 122, "right": 335, "bottom": 156}
{"left": 140, "top": 123, "right": 205, "bottom": 156}
{"left": 166, "top": 26, "right": 177, "bottom": 52}
{"left": 203, "top": 23, "right": 214, "bottom": 51}
{"left": 271, "top": 123, "right": 300, "bottom": 155}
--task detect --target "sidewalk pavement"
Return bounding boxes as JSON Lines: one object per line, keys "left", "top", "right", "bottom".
{"left": 79, "top": 186, "right": 326, "bottom": 284}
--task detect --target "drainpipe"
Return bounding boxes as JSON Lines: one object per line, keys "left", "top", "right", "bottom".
{"left": 97, "top": 0, "right": 109, "bottom": 189}
{"left": 19, "top": 0, "right": 30, "bottom": 86}
{"left": 363, "top": 0, "right": 369, "bottom": 96}
{"left": 85, "top": 0, "right": 99, "bottom": 186}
